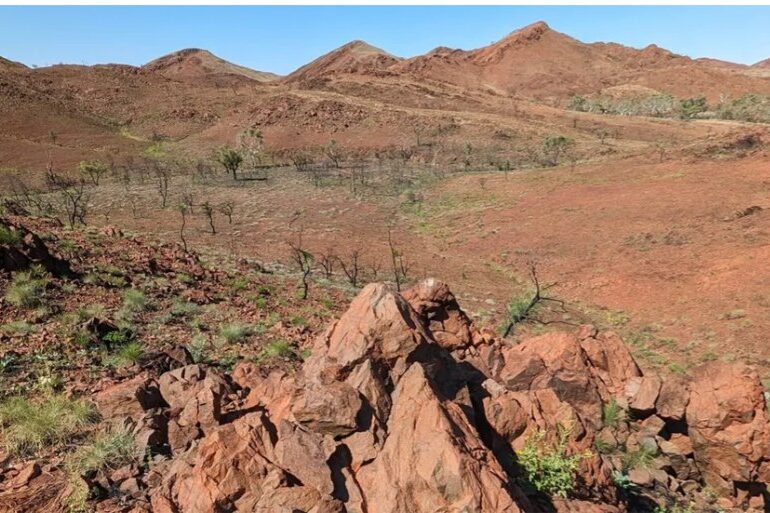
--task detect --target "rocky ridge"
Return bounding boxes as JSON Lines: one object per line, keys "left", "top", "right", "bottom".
{"left": 3, "top": 269, "right": 768, "bottom": 512}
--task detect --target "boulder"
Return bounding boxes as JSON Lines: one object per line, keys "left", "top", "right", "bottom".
{"left": 686, "top": 362, "right": 770, "bottom": 495}
{"left": 291, "top": 381, "right": 362, "bottom": 437}
{"left": 0, "top": 219, "right": 74, "bottom": 277}
{"left": 655, "top": 376, "right": 689, "bottom": 422}
{"left": 157, "top": 365, "right": 232, "bottom": 453}
{"left": 302, "top": 283, "right": 431, "bottom": 384}
{"left": 355, "top": 363, "right": 526, "bottom": 513}
{"left": 401, "top": 278, "right": 478, "bottom": 350}
{"left": 626, "top": 375, "right": 661, "bottom": 418}
{"left": 95, "top": 374, "right": 164, "bottom": 421}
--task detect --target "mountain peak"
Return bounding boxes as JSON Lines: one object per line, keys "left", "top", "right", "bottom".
{"left": 498, "top": 21, "right": 552, "bottom": 44}
{"left": 285, "top": 39, "right": 400, "bottom": 82}
{"left": 143, "top": 48, "right": 279, "bottom": 83}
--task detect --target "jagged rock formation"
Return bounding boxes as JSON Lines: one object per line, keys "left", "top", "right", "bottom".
{"left": 0, "top": 218, "right": 73, "bottom": 277}
{"left": 4, "top": 280, "right": 770, "bottom": 512}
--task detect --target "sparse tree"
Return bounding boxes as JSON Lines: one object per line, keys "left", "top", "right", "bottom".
{"left": 288, "top": 231, "right": 314, "bottom": 300}
{"left": 201, "top": 201, "right": 216, "bottom": 234}
{"left": 290, "top": 151, "right": 312, "bottom": 172}
{"left": 48, "top": 130, "right": 58, "bottom": 146}
{"left": 387, "top": 227, "right": 409, "bottom": 291}
{"left": 154, "top": 163, "right": 171, "bottom": 208}
{"left": 367, "top": 256, "right": 383, "bottom": 281}
{"left": 79, "top": 160, "right": 108, "bottom": 186}
{"left": 216, "top": 146, "right": 244, "bottom": 180}
{"left": 219, "top": 201, "right": 234, "bottom": 224}
{"left": 337, "top": 248, "right": 362, "bottom": 288}
{"left": 178, "top": 204, "right": 189, "bottom": 252}
{"left": 238, "top": 126, "right": 264, "bottom": 177}
{"left": 181, "top": 191, "right": 195, "bottom": 214}
{"left": 317, "top": 249, "right": 336, "bottom": 279}
{"left": 542, "top": 135, "right": 573, "bottom": 167}
{"left": 45, "top": 170, "right": 90, "bottom": 228}
{"left": 324, "top": 140, "right": 342, "bottom": 169}
{"left": 501, "top": 263, "right": 565, "bottom": 338}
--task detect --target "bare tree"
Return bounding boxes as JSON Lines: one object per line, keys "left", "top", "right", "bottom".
{"left": 288, "top": 231, "right": 314, "bottom": 300}
{"left": 79, "top": 160, "right": 108, "bottom": 186}
{"left": 337, "top": 248, "right": 362, "bottom": 288}
{"left": 317, "top": 248, "right": 336, "bottom": 279}
{"left": 45, "top": 169, "right": 90, "bottom": 228}
{"left": 324, "top": 140, "right": 342, "bottom": 168}
{"left": 290, "top": 151, "right": 312, "bottom": 172}
{"left": 387, "top": 228, "right": 409, "bottom": 291}
{"left": 367, "top": 255, "right": 383, "bottom": 281}
{"left": 501, "top": 263, "right": 565, "bottom": 338}
{"left": 219, "top": 201, "right": 234, "bottom": 224}
{"left": 181, "top": 191, "right": 195, "bottom": 214}
{"left": 201, "top": 201, "right": 216, "bottom": 234}
{"left": 154, "top": 163, "right": 171, "bottom": 208}
{"left": 178, "top": 204, "right": 189, "bottom": 252}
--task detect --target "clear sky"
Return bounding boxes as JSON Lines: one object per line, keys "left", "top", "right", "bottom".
{"left": 1, "top": 6, "right": 769, "bottom": 74}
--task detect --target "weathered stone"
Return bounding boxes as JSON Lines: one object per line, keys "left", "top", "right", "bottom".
{"left": 356, "top": 364, "right": 525, "bottom": 513}
{"left": 291, "top": 381, "right": 362, "bottom": 437}
{"left": 627, "top": 375, "right": 661, "bottom": 418}
{"left": 686, "top": 362, "right": 770, "bottom": 495}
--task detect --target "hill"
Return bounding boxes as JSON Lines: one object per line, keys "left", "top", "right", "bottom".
{"left": 143, "top": 48, "right": 280, "bottom": 83}
{"left": 284, "top": 40, "right": 400, "bottom": 83}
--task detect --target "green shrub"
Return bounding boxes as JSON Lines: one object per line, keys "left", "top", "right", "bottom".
{"left": 594, "top": 438, "right": 616, "bottom": 454}
{"left": 219, "top": 323, "right": 251, "bottom": 343}
{"left": 622, "top": 445, "right": 657, "bottom": 471}
{"left": 187, "top": 334, "right": 209, "bottom": 364}
{"left": 256, "top": 340, "right": 296, "bottom": 362}
{"left": 169, "top": 299, "right": 201, "bottom": 318}
{"left": 716, "top": 94, "right": 770, "bottom": 123}
{"left": 4, "top": 266, "right": 50, "bottom": 309}
{"left": 1, "top": 320, "right": 38, "bottom": 335}
{"left": 66, "top": 427, "right": 136, "bottom": 512}
{"left": 0, "top": 395, "right": 96, "bottom": 455}
{"left": 602, "top": 399, "right": 624, "bottom": 429}
{"left": 122, "top": 288, "right": 149, "bottom": 312}
{"left": 103, "top": 341, "right": 144, "bottom": 368}
{"left": 289, "top": 315, "right": 308, "bottom": 328}
{"left": 0, "top": 225, "right": 21, "bottom": 246}
{"left": 678, "top": 96, "right": 708, "bottom": 119}
{"left": 516, "top": 423, "right": 591, "bottom": 498}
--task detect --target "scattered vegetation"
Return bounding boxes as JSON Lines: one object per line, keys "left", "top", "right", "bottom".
{"left": 0, "top": 394, "right": 96, "bottom": 455}
{"left": 5, "top": 265, "right": 50, "bottom": 309}
{"left": 218, "top": 322, "right": 252, "bottom": 343}
{"left": 65, "top": 427, "right": 136, "bottom": 512}
{"left": 602, "top": 398, "right": 625, "bottom": 429}
{"left": 517, "top": 423, "right": 591, "bottom": 498}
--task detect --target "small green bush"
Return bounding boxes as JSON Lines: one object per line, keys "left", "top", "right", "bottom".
{"left": 103, "top": 341, "right": 144, "bottom": 368}
{"left": 122, "top": 288, "right": 149, "bottom": 312}
{"left": 257, "top": 340, "right": 296, "bottom": 362}
{"left": 622, "top": 445, "right": 657, "bottom": 471}
{"left": 187, "top": 334, "right": 209, "bottom": 364}
{"left": 0, "top": 225, "right": 21, "bottom": 246}
{"left": 602, "top": 399, "right": 624, "bottom": 429}
{"left": 169, "top": 299, "right": 201, "bottom": 318}
{"left": 516, "top": 423, "right": 591, "bottom": 498}
{"left": 5, "top": 266, "right": 50, "bottom": 309}
{"left": 0, "top": 395, "right": 96, "bottom": 455}
{"left": 66, "top": 427, "right": 136, "bottom": 512}
{"left": 219, "top": 323, "right": 251, "bottom": 343}
{"left": 1, "top": 320, "right": 38, "bottom": 335}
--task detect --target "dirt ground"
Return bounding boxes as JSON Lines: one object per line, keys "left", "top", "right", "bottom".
{"left": 71, "top": 136, "right": 770, "bottom": 381}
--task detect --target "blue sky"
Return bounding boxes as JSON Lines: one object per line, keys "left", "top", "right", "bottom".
{"left": 1, "top": 6, "right": 769, "bottom": 74}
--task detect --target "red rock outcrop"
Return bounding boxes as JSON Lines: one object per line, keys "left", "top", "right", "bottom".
{"left": 39, "top": 279, "right": 770, "bottom": 513}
